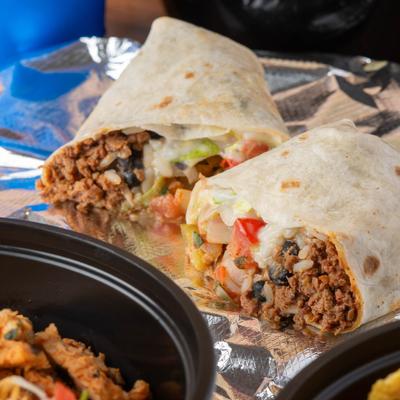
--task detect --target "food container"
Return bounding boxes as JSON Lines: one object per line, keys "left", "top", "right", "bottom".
{"left": 0, "top": 217, "right": 215, "bottom": 400}
{"left": 276, "top": 320, "right": 400, "bottom": 400}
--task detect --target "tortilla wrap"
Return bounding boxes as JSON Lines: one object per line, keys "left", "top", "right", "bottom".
{"left": 186, "top": 120, "right": 400, "bottom": 333}
{"left": 37, "top": 17, "right": 288, "bottom": 219}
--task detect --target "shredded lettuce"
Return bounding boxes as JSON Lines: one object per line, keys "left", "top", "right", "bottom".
{"left": 211, "top": 189, "right": 236, "bottom": 205}
{"left": 138, "top": 177, "right": 166, "bottom": 206}
{"left": 233, "top": 198, "right": 252, "bottom": 214}
{"left": 172, "top": 138, "right": 220, "bottom": 165}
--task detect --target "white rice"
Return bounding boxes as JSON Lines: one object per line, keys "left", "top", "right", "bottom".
{"left": 293, "top": 259, "right": 314, "bottom": 273}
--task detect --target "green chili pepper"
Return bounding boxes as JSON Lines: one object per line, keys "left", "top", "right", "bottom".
{"left": 79, "top": 389, "right": 90, "bottom": 400}
{"left": 192, "top": 231, "right": 204, "bottom": 248}
{"left": 160, "top": 185, "right": 169, "bottom": 195}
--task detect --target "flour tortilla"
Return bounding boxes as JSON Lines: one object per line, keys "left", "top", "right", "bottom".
{"left": 187, "top": 120, "right": 400, "bottom": 330}
{"left": 44, "top": 16, "right": 288, "bottom": 165}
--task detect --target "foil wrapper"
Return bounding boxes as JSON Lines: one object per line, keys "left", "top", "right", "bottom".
{"left": 1, "top": 37, "right": 400, "bottom": 400}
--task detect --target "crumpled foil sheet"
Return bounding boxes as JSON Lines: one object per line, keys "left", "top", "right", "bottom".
{"left": 1, "top": 37, "right": 400, "bottom": 400}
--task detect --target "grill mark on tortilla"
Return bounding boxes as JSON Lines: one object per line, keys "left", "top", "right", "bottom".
{"left": 395, "top": 166, "right": 400, "bottom": 176}
{"left": 364, "top": 255, "right": 380, "bottom": 276}
{"left": 281, "top": 180, "right": 301, "bottom": 190}
{"left": 185, "top": 71, "right": 195, "bottom": 79}
{"left": 390, "top": 299, "right": 400, "bottom": 312}
{"left": 298, "top": 133, "right": 309, "bottom": 141}
{"left": 152, "top": 96, "right": 173, "bottom": 109}
{"left": 281, "top": 150, "right": 290, "bottom": 157}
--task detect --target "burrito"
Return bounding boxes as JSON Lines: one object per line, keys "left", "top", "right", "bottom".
{"left": 36, "top": 17, "right": 288, "bottom": 221}
{"left": 184, "top": 120, "right": 400, "bottom": 334}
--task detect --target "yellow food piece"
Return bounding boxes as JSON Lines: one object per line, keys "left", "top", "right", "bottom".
{"left": 174, "top": 189, "right": 191, "bottom": 213}
{"left": 181, "top": 224, "right": 208, "bottom": 272}
{"left": 0, "top": 378, "right": 31, "bottom": 400}
{"left": 138, "top": 177, "right": 166, "bottom": 206}
{"left": 0, "top": 341, "right": 50, "bottom": 369}
{"left": 369, "top": 368, "right": 400, "bottom": 400}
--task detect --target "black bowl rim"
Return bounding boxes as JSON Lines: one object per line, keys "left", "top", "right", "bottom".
{"left": 277, "top": 320, "right": 400, "bottom": 399}
{"left": 0, "top": 217, "right": 215, "bottom": 400}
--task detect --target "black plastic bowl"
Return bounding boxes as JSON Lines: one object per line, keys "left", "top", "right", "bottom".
{"left": 0, "top": 218, "right": 215, "bottom": 400}
{"left": 277, "top": 321, "right": 400, "bottom": 400}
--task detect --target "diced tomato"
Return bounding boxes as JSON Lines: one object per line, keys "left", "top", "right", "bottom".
{"left": 235, "top": 218, "right": 266, "bottom": 244}
{"left": 220, "top": 158, "right": 240, "bottom": 170}
{"left": 149, "top": 193, "right": 184, "bottom": 221}
{"left": 227, "top": 218, "right": 266, "bottom": 267}
{"left": 215, "top": 265, "right": 228, "bottom": 285}
{"left": 242, "top": 141, "right": 269, "bottom": 160}
{"left": 54, "top": 382, "right": 76, "bottom": 400}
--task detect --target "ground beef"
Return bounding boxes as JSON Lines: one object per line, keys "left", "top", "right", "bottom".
{"left": 242, "top": 236, "right": 358, "bottom": 334}
{"left": 273, "top": 285, "right": 296, "bottom": 312}
{"left": 37, "top": 131, "right": 149, "bottom": 214}
{"left": 240, "top": 293, "right": 260, "bottom": 316}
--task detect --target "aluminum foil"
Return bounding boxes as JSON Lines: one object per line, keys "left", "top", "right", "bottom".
{"left": 1, "top": 37, "right": 400, "bottom": 400}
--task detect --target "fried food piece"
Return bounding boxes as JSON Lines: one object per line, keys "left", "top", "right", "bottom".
{"left": 0, "top": 377, "right": 36, "bottom": 400}
{"left": 369, "top": 368, "right": 400, "bottom": 400}
{"left": 0, "top": 311, "right": 150, "bottom": 400}
{"left": 128, "top": 380, "right": 151, "bottom": 400}
{"left": 23, "top": 369, "right": 56, "bottom": 396}
{"left": 0, "top": 309, "right": 34, "bottom": 342}
{"left": 0, "top": 341, "right": 50, "bottom": 369}
{"left": 0, "top": 370, "right": 12, "bottom": 380}
{"left": 36, "top": 324, "right": 147, "bottom": 400}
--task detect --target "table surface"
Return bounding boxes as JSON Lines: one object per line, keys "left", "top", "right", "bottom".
{"left": 106, "top": 0, "right": 400, "bottom": 63}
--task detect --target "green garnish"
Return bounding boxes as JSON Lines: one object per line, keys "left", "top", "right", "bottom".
{"left": 173, "top": 139, "right": 220, "bottom": 164}
{"left": 79, "top": 389, "right": 90, "bottom": 400}
{"left": 192, "top": 231, "right": 204, "bottom": 248}
{"left": 139, "top": 177, "right": 166, "bottom": 206}
{"left": 4, "top": 328, "right": 19, "bottom": 340}
{"left": 234, "top": 256, "right": 247, "bottom": 268}
{"left": 160, "top": 185, "right": 169, "bottom": 195}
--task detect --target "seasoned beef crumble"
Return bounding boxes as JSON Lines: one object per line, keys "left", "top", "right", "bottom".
{"left": 207, "top": 233, "right": 358, "bottom": 334}
{"left": 256, "top": 238, "right": 357, "bottom": 333}
{"left": 37, "top": 131, "right": 150, "bottom": 213}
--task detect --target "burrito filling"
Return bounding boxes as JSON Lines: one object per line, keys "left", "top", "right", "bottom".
{"left": 184, "top": 189, "right": 358, "bottom": 334}
{"left": 37, "top": 130, "right": 270, "bottom": 221}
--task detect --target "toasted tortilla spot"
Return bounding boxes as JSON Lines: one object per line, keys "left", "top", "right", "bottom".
{"left": 204, "top": 62, "right": 212, "bottom": 68}
{"left": 364, "top": 255, "right": 380, "bottom": 276}
{"left": 395, "top": 166, "right": 400, "bottom": 176}
{"left": 185, "top": 71, "right": 195, "bottom": 79}
{"left": 298, "top": 133, "right": 309, "bottom": 141}
{"left": 281, "top": 150, "right": 290, "bottom": 157}
{"left": 390, "top": 299, "right": 400, "bottom": 312}
{"left": 152, "top": 96, "right": 173, "bottom": 109}
{"left": 281, "top": 180, "right": 300, "bottom": 190}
